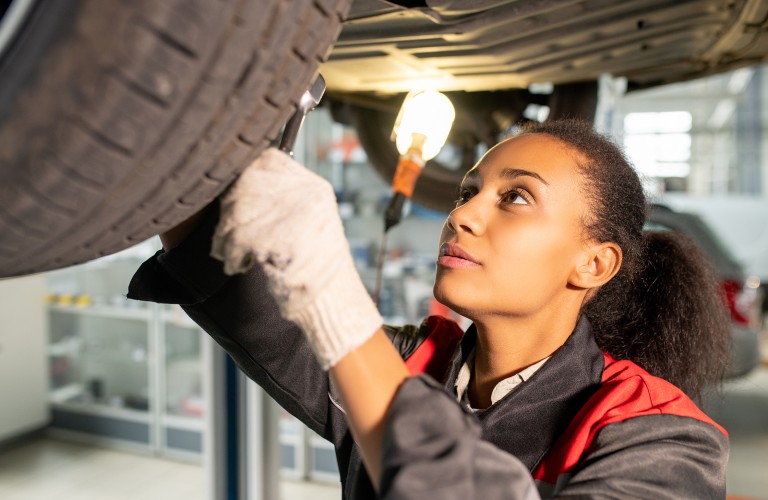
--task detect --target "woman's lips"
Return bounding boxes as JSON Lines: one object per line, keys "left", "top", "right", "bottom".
{"left": 438, "top": 243, "right": 481, "bottom": 269}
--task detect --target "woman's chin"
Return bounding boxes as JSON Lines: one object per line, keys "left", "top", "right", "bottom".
{"left": 433, "top": 287, "right": 473, "bottom": 319}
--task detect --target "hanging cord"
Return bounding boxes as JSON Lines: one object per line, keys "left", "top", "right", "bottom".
{"left": 373, "top": 230, "right": 388, "bottom": 307}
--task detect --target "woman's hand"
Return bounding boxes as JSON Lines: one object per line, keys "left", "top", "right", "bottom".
{"left": 210, "top": 147, "right": 383, "bottom": 369}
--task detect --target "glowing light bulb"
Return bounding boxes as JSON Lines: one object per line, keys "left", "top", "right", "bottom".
{"left": 384, "top": 90, "right": 455, "bottom": 232}
{"left": 392, "top": 90, "right": 455, "bottom": 161}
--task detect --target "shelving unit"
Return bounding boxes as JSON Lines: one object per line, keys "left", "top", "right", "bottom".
{"left": 42, "top": 239, "right": 347, "bottom": 479}
{"left": 44, "top": 242, "right": 210, "bottom": 462}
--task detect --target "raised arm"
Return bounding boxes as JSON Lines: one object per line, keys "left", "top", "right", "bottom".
{"left": 128, "top": 202, "right": 340, "bottom": 439}
{"left": 330, "top": 330, "right": 409, "bottom": 485}
{"left": 208, "top": 147, "right": 412, "bottom": 483}
{"left": 204, "top": 148, "right": 531, "bottom": 491}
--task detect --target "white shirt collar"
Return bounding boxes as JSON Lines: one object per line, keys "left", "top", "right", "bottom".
{"left": 455, "top": 349, "right": 550, "bottom": 410}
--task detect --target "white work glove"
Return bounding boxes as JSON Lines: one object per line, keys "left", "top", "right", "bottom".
{"left": 211, "top": 148, "right": 382, "bottom": 369}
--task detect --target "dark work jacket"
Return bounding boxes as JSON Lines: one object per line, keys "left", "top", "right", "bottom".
{"left": 127, "top": 207, "right": 728, "bottom": 499}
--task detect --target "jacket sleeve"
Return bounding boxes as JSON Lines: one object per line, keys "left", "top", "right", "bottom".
{"left": 380, "top": 375, "right": 541, "bottom": 500}
{"left": 555, "top": 414, "right": 728, "bottom": 498}
{"left": 126, "top": 204, "right": 430, "bottom": 445}
{"left": 379, "top": 376, "right": 728, "bottom": 500}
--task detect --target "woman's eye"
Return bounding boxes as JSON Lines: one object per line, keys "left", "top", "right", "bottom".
{"left": 455, "top": 188, "right": 474, "bottom": 205}
{"left": 501, "top": 189, "right": 529, "bottom": 205}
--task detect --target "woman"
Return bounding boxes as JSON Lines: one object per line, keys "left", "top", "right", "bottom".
{"left": 129, "top": 119, "right": 730, "bottom": 498}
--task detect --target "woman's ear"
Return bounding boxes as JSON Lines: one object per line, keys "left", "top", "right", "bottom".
{"left": 569, "top": 242, "right": 622, "bottom": 290}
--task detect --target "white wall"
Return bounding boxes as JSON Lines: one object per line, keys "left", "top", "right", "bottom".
{"left": 0, "top": 275, "right": 49, "bottom": 441}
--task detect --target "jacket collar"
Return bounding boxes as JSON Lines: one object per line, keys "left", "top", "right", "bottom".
{"left": 443, "top": 315, "right": 604, "bottom": 471}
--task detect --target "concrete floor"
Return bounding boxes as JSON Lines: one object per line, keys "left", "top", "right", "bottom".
{"left": 0, "top": 436, "right": 342, "bottom": 500}
{"left": 706, "top": 364, "right": 768, "bottom": 498}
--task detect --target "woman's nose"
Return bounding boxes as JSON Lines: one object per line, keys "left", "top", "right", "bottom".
{"left": 447, "top": 198, "right": 485, "bottom": 235}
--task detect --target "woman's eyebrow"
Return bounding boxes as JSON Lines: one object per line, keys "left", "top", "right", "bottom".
{"left": 499, "top": 167, "right": 549, "bottom": 185}
{"left": 465, "top": 167, "right": 549, "bottom": 185}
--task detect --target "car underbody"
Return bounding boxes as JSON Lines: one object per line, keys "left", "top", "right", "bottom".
{"left": 325, "top": 0, "right": 768, "bottom": 95}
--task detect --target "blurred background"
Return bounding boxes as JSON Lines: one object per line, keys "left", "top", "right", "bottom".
{"left": 1, "top": 64, "right": 767, "bottom": 499}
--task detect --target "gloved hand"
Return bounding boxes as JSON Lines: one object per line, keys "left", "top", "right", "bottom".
{"left": 211, "top": 148, "right": 382, "bottom": 369}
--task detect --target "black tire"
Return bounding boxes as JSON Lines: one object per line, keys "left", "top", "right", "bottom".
{"left": 352, "top": 82, "right": 599, "bottom": 214}
{"left": 0, "top": 0, "right": 351, "bottom": 277}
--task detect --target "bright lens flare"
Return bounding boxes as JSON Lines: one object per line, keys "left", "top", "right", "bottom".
{"left": 393, "top": 90, "right": 455, "bottom": 161}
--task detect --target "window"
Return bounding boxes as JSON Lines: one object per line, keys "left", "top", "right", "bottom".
{"left": 623, "top": 111, "right": 692, "bottom": 178}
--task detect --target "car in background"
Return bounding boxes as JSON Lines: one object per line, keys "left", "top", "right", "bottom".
{"left": 654, "top": 194, "right": 768, "bottom": 321}
{"left": 647, "top": 204, "right": 763, "bottom": 378}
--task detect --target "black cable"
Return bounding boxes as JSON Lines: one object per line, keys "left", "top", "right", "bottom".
{"left": 384, "top": 192, "right": 407, "bottom": 232}
{"left": 373, "top": 231, "right": 388, "bottom": 307}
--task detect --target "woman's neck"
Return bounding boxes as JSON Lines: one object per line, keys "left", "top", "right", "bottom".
{"left": 468, "top": 310, "right": 579, "bottom": 409}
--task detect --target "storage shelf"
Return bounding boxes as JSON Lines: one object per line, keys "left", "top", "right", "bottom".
{"left": 161, "top": 414, "right": 204, "bottom": 431}
{"left": 48, "top": 344, "right": 149, "bottom": 364}
{"left": 48, "top": 339, "right": 81, "bottom": 357}
{"left": 45, "top": 241, "right": 208, "bottom": 461}
{"left": 48, "top": 303, "right": 152, "bottom": 321}
{"left": 51, "top": 401, "right": 150, "bottom": 423}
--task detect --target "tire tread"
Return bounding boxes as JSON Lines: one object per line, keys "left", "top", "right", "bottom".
{"left": 0, "top": 0, "right": 351, "bottom": 276}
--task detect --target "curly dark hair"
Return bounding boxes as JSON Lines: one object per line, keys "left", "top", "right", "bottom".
{"left": 516, "top": 119, "right": 730, "bottom": 402}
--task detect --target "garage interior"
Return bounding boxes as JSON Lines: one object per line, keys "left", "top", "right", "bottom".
{"left": 0, "top": 62, "right": 767, "bottom": 499}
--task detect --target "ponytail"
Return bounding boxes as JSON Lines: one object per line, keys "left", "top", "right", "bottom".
{"left": 516, "top": 120, "right": 731, "bottom": 402}
{"left": 584, "top": 230, "right": 731, "bottom": 401}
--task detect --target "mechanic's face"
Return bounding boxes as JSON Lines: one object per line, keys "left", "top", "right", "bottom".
{"left": 434, "top": 133, "right": 592, "bottom": 320}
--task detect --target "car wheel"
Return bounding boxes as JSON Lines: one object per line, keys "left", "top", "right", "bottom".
{"left": 0, "top": 0, "right": 350, "bottom": 277}
{"left": 350, "top": 81, "right": 599, "bottom": 213}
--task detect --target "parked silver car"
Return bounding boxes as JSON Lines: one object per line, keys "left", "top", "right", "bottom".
{"left": 647, "top": 204, "right": 763, "bottom": 378}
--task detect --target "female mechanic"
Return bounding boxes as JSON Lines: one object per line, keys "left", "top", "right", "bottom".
{"left": 128, "top": 119, "right": 730, "bottom": 498}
